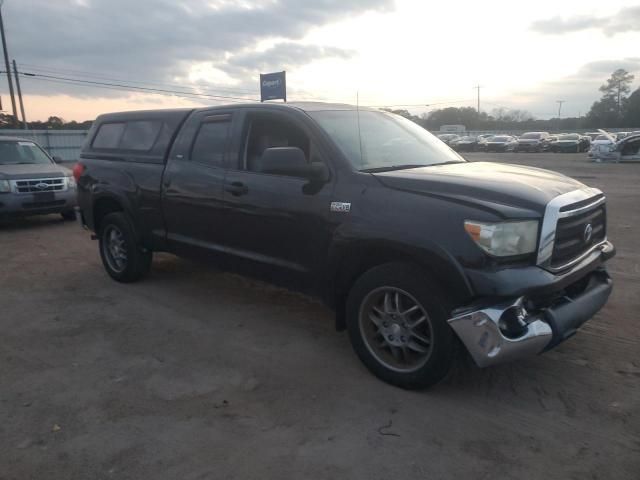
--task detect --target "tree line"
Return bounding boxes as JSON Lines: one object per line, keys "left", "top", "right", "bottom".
{"left": 0, "top": 114, "right": 92, "bottom": 130}
{"left": 386, "top": 69, "right": 639, "bottom": 131}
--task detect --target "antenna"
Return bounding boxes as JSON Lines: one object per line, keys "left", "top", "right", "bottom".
{"left": 356, "top": 91, "right": 364, "bottom": 167}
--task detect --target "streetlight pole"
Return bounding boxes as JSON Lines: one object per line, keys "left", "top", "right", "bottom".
{"left": 556, "top": 100, "right": 565, "bottom": 132}
{"left": 12, "top": 59, "right": 25, "bottom": 128}
{"left": 0, "top": 0, "right": 18, "bottom": 127}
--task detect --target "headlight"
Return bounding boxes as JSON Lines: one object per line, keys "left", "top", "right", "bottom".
{"left": 464, "top": 220, "right": 539, "bottom": 257}
{"left": 66, "top": 176, "right": 77, "bottom": 188}
{"left": 0, "top": 180, "right": 10, "bottom": 193}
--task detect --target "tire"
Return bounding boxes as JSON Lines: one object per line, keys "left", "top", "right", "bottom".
{"left": 61, "top": 210, "right": 76, "bottom": 221}
{"left": 345, "top": 262, "right": 457, "bottom": 389}
{"left": 98, "top": 212, "right": 152, "bottom": 283}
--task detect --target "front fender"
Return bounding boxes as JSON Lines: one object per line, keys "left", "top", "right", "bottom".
{"left": 325, "top": 228, "right": 474, "bottom": 311}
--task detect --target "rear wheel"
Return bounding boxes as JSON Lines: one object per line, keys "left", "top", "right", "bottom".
{"left": 346, "top": 263, "right": 457, "bottom": 389}
{"left": 99, "top": 212, "right": 152, "bottom": 282}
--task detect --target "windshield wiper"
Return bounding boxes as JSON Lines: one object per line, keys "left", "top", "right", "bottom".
{"left": 361, "top": 161, "right": 464, "bottom": 173}
{"left": 426, "top": 161, "right": 465, "bottom": 167}
{"left": 360, "top": 164, "right": 428, "bottom": 173}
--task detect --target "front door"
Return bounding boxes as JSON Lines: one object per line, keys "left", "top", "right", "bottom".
{"left": 221, "top": 109, "right": 335, "bottom": 287}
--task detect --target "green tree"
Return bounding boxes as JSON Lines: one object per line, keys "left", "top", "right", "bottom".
{"left": 46, "top": 116, "right": 65, "bottom": 128}
{"left": 598, "top": 68, "right": 635, "bottom": 117}
{"left": 623, "top": 88, "right": 640, "bottom": 127}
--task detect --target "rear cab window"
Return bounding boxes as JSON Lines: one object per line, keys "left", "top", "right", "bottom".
{"left": 83, "top": 109, "right": 193, "bottom": 164}
{"left": 92, "top": 123, "right": 126, "bottom": 149}
{"left": 120, "top": 121, "right": 162, "bottom": 151}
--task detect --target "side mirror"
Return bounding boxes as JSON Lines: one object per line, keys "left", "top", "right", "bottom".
{"left": 260, "top": 147, "right": 329, "bottom": 182}
{"left": 52, "top": 155, "right": 63, "bottom": 163}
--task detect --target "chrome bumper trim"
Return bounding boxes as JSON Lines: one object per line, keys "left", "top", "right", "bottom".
{"left": 448, "top": 298, "right": 552, "bottom": 368}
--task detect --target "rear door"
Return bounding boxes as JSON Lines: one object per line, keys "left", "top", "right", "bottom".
{"left": 162, "top": 109, "right": 236, "bottom": 253}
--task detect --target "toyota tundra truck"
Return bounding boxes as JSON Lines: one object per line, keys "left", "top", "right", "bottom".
{"left": 75, "top": 103, "right": 614, "bottom": 389}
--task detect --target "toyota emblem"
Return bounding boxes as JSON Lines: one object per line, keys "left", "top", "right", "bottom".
{"left": 583, "top": 223, "right": 593, "bottom": 243}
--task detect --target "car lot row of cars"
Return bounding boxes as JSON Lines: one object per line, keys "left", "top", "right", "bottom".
{"left": 437, "top": 130, "right": 640, "bottom": 154}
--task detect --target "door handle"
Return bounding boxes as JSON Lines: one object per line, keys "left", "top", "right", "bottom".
{"left": 225, "top": 181, "right": 249, "bottom": 196}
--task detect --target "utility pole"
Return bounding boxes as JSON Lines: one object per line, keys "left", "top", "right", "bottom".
{"left": 12, "top": 59, "right": 25, "bottom": 128}
{"left": 556, "top": 100, "right": 565, "bottom": 132}
{"left": 474, "top": 85, "right": 482, "bottom": 114}
{"left": 0, "top": 0, "right": 18, "bottom": 127}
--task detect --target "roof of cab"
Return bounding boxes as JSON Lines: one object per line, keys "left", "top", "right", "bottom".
{"left": 93, "top": 101, "right": 372, "bottom": 123}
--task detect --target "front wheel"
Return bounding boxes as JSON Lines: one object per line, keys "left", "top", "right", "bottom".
{"left": 99, "top": 212, "right": 152, "bottom": 283}
{"left": 346, "top": 263, "right": 457, "bottom": 389}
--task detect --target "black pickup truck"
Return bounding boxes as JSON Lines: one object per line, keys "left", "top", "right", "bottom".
{"left": 76, "top": 103, "right": 614, "bottom": 389}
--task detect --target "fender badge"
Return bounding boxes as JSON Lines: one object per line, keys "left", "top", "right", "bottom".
{"left": 330, "top": 202, "right": 351, "bottom": 213}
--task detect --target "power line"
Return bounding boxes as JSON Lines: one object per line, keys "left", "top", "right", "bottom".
{"left": 19, "top": 74, "right": 251, "bottom": 104}
{"left": 18, "top": 62, "right": 257, "bottom": 96}
{"left": 17, "top": 70, "right": 259, "bottom": 102}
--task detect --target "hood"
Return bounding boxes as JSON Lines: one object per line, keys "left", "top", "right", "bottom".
{"left": 372, "top": 161, "right": 586, "bottom": 213}
{"left": 0, "top": 162, "right": 71, "bottom": 180}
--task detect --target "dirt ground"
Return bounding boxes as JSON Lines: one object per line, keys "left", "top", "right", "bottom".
{"left": 1, "top": 153, "right": 638, "bottom": 480}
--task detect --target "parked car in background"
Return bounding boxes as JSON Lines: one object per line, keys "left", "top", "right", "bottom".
{"left": 484, "top": 135, "right": 518, "bottom": 152}
{"left": 75, "top": 102, "right": 614, "bottom": 389}
{"left": 474, "top": 134, "right": 494, "bottom": 151}
{"left": 551, "top": 133, "right": 591, "bottom": 153}
{"left": 0, "top": 137, "right": 77, "bottom": 220}
{"left": 586, "top": 132, "right": 602, "bottom": 141}
{"left": 515, "top": 132, "right": 551, "bottom": 152}
{"left": 436, "top": 133, "right": 460, "bottom": 146}
{"left": 591, "top": 133, "right": 640, "bottom": 162}
{"left": 615, "top": 132, "right": 632, "bottom": 140}
{"left": 451, "top": 135, "right": 478, "bottom": 152}
{"left": 588, "top": 133, "right": 617, "bottom": 158}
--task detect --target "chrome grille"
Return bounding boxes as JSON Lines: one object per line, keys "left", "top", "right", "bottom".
{"left": 11, "top": 177, "right": 67, "bottom": 194}
{"left": 537, "top": 188, "right": 607, "bottom": 272}
{"left": 551, "top": 204, "right": 606, "bottom": 268}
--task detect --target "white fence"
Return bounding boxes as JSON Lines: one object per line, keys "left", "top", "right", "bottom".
{"left": 0, "top": 129, "right": 88, "bottom": 162}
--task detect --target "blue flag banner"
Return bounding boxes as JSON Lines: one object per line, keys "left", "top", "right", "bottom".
{"left": 260, "top": 71, "right": 286, "bottom": 102}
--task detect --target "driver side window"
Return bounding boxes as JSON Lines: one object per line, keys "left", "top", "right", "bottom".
{"left": 243, "top": 114, "right": 310, "bottom": 173}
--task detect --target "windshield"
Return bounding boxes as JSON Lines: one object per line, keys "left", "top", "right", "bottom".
{"left": 558, "top": 134, "right": 579, "bottom": 140}
{"left": 490, "top": 136, "right": 511, "bottom": 142}
{"left": 521, "top": 133, "right": 542, "bottom": 139}
{"left": 309, "top": 110, "right": 464, "bottom": 171}
{"left": 0, "top": 140, "right": 53, "bottom": 165}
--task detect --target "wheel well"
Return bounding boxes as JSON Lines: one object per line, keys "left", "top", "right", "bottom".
{"left": 332, "top": 244, "right": 471, "bottom": 331}
{"left": 93, "top": 197, "right": 123, "bottom": 233}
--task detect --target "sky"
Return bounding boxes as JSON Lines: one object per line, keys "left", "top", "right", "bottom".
{"left": 1, "top": 0, "right": 640, "bottom": 121}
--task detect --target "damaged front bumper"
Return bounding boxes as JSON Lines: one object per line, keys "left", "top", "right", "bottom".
{"left": 448, "top": 269, "right": 612, "bottom": 367}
